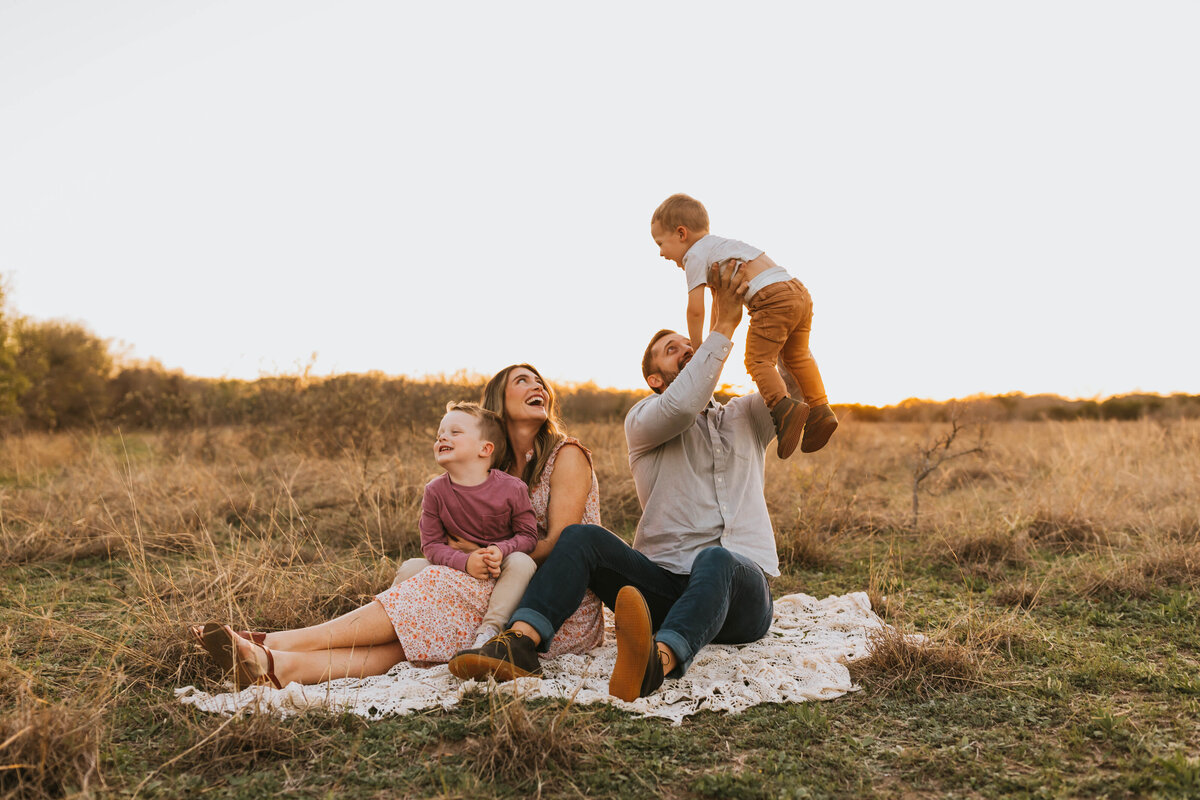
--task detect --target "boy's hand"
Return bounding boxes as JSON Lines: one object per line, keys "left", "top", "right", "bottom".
{"left": 466, "top": 551, "right": 491, "bottom": 580}
{"left": 481, "top": 545, "right": 503, "bottom": 577}
{"left": 707, "top": 261, "right": 748, "bottom": 338}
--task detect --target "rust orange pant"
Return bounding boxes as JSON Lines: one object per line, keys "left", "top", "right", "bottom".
{"left": 744, "top": 279, "right": 828, "bottom": 409}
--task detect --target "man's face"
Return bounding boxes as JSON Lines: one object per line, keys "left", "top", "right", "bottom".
{"left": 651, "top": 221, "right": 689, "bottom": 268}
{"left": 647, "top": 333, "right": 694, "bottom": 391}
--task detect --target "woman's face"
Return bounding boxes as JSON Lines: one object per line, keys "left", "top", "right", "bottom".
{"left": 503, "top": 367, "right": 549, "bottom": 425}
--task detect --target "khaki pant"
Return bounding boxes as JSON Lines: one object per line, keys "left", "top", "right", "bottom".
{"left": 744, "top": 279, "right": 828, "bottom": 409}
{"left": 391, "top": 551, "right": 538, "bottom": 631}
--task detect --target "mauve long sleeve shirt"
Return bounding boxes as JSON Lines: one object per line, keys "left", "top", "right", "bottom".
{"left": 418, "top": 470, "right": 538, "bottom": 573}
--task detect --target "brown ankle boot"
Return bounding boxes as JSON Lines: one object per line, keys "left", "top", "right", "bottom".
{"left": 800, "top": 403, "right": 839, "bottom": 453}
{"left": 770, "top": 397, "right": 810, "bottom": 459}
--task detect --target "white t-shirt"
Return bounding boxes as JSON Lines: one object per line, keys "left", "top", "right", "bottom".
{"left": 682, "top": 234, "right": 791, "bottom": 301}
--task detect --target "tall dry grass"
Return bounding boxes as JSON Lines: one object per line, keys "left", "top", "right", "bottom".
{"left": 3, "top": 416, "right": 1199, "bottom": 795}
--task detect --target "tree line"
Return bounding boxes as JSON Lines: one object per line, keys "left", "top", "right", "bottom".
{"left": 2, "top": 284, "right": 1196, "bottom": 436}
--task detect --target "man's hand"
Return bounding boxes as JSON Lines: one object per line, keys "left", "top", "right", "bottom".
{"left": 466, "top": 550, "right": 491, "bottom": 580}
{"left": 707, "top": 260, "right": 748, "bottom": 338}
{"left": 480, "top": 545, "right": 503, "bottom": 578}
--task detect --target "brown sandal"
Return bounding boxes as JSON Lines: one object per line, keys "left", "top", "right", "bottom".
{"left": 189, "top": 623, "right": 265, "bottom": 642}
{"left": 197, "top": 623, "right": 283, "bottom": 689}
{"left": 233, "top": 632, "right": 283, "bottom": 690}
{"left": 194, "top": 623, "right": 235, "bottom": 673}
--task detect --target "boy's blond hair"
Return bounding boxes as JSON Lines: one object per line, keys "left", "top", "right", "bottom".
{"left": 652, "top": 193, "right": 709, "bottom": 234}
{"left": 445, "top": 401, "right": 508, "bottom": 468}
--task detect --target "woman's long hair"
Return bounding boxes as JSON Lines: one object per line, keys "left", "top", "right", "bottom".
{"left": 481, "top": 363, "right": 566, "bottom": 487}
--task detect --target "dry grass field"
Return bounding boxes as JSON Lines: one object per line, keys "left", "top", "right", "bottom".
{"left": 2, "top": 415, "right": 1199, "bottom": 798}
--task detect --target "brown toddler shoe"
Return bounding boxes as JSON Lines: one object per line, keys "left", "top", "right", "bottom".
{"left": 800, "top": 403, "right": 839, "bottom": 453}
{"left": 770, "top": 397, "right": 810, "bottom": 459}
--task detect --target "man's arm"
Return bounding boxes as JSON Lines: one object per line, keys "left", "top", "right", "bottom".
{"left": 626, "top": 334, "right": 732, "bottom": 457}
{"left": 686, "top": 287, "right": 706, "bottom": 351}
{"left": 627, "top": 263, "right": 749, "bottom": 457}
{"left": 706, "top": 258, "right": 742, "bottom": 340}
{"left": 708, "top": 259, "right": 746, "bottom": 339}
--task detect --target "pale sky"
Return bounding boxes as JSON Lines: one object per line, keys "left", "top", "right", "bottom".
{"left": 2, "top": 1, "right": 1197, "bottom": 406}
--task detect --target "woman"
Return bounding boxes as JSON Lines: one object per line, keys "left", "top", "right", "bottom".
{"left": 194, "top": 364, "right": 604, "bottom": 688}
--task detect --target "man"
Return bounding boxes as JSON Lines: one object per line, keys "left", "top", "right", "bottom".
{"left": 448, "top": 262, "right": 805, "bottom": 700}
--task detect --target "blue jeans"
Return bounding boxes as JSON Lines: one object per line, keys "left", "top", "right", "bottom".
{"left": 509, "top": 524, "right": 774, "bottom": 677}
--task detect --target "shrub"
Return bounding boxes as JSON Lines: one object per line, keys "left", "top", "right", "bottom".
{"left": 12, "top": 319, "right": 112, "bottom": 430}
{"left": 849, "top": 626, "right": 981, "bottom": 697}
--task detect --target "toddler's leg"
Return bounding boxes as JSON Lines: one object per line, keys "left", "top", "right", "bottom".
{"left": 390, "top": 557, "right": 430, "bottom": 589}
{"left": 744, "top": 312, "right": 790, "bottom": 409}
{"left": 778, "top": 285, "right": 828, "bottom": 408}
{"left": 747, "top": 282, "right": 813, "bottom": 458}
{"left": 479, "top": 552, "right": 537, "bottom": 635}
{"left": 779, "top": 283, "right": 838, "bottom": 452}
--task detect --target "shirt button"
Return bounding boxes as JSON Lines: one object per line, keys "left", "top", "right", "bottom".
{"left": 717, "top": 477, "right": 723, "bottom": 483}
{"left": 721, "top": 504, "right": 728, "bottom": 511}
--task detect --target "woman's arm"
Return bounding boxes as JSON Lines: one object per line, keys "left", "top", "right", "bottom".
{"left": 528, "top": 444, "right": 592, "bottom": 565}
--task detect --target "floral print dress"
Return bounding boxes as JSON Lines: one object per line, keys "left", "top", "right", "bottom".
{"left": 374, "top": 437, "right": 605, "bottom": 662}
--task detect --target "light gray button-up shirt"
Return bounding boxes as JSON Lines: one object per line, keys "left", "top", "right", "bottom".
{"left": 625, "top": 331, "right": 795, "bottom": 577}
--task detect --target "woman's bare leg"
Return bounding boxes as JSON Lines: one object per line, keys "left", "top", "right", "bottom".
{"left": 261, "top": 600, "right": 399, "bottom": 652}
{"left": 232, "top": 634, "right": 407, "bottom": 685}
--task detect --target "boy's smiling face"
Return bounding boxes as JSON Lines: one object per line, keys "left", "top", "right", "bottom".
{"left": 433, "top": 410, "right": 492, "bottom": 467}
{"left": 651, "top": 221, "right": 691, "bottom": 268}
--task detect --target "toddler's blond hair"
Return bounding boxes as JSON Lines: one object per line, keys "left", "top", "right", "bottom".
{"left": 652, "top": 193, "right": 709, "bottom": 233}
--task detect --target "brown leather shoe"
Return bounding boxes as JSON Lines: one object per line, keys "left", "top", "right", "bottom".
{"left": 448, "top": 629, "right": 543, "bottom": 682}
{"left": 609, "top": 586, "right": 665, "bottom": 702}
{"left": 770, "top": 397, "right": 810, "bottom": 459}
{"left": 800, "top": 404, "right": 839, "bottom": 453}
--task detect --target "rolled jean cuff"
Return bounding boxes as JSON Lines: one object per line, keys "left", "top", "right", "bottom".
{"left": 508, "top": 608, "right": 555, "bottom": 653}
{"left": 654, "top": 629, "right": 693, "bottom": 678}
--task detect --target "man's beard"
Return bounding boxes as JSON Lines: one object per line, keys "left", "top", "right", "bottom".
{"left": 659, "top": 354, "right": 690, "bottom": 388}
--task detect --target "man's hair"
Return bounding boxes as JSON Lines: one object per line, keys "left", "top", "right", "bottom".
{"left": 445, "top": 400, "right": 508, "bottom": 468}
{"left": 651, "top": 193, "right": 709, "bottom": 233}
{"left": 641, "top": 329, "right": 677, "bottom": 394}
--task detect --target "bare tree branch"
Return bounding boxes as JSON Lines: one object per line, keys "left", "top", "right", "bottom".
{"left": 911, "top": 407, "right": 988, "bottom": 528}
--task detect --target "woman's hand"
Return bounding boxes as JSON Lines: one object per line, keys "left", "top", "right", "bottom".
{"left": 447, "top": 535, "right": 476, "bottom": 554}
{"left": 465, "top": 551, "right": 491, "bottom": 580}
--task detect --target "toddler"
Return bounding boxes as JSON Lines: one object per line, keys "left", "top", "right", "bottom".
{"left": 392, "top": 401, "right": 538, "bottom": 647}
{"left": 651, "top": 193, "right": 838, "bottom": 457}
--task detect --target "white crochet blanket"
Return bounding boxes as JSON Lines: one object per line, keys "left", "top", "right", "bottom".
{"left": 177, "top": 591, "right": 885, "bottom": 725}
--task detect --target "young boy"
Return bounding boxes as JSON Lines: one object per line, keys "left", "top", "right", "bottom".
{"left": 394, "top": 401, "right": 538, "bottom": 647}
{"left": 651, "top": 193, "right": 838, "bottom": 457}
